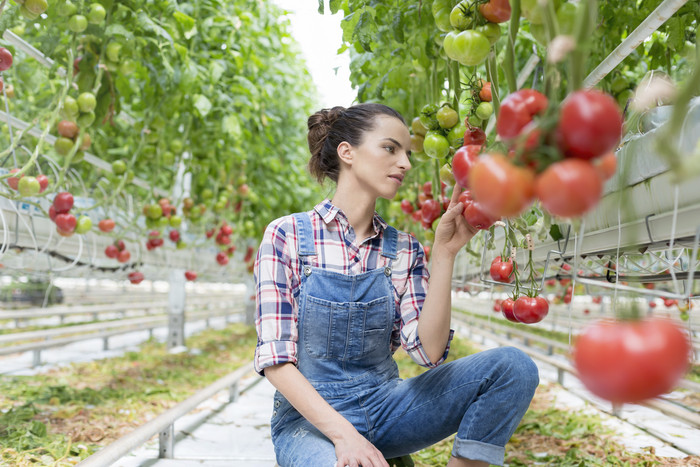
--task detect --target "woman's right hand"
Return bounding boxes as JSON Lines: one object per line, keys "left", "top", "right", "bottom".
{"left": 334, "top": 428, "right": 389, "bottom": 467}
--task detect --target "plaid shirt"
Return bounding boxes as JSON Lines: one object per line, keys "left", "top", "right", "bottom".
{"left": 254, "top": 199, "right": 453, "bottom": 375}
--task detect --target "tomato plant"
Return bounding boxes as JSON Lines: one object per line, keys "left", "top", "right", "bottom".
{"left": 573, "top": 318, "right": 691, "bottom": 403}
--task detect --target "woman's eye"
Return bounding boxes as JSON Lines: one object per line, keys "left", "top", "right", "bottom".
{"left": 385, "top": 146, "right": 395, "bottom": 153}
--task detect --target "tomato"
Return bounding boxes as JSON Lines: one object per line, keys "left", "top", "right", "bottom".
{"left": 88, "top": 3, "right": 107, "bottom": 24}
{"left": 77, "top": 92, "right": 97, "bottom": 113}
{"left": 18, "top": 176, "right": 40, "bottom": 197}
{"left": 469, "top": 153, "right": 535, "bottom": 218}
{"left": 75, "top": 216, "right": 92, "bottom": 234}
{"left": 106, "top": 42, "right": 122, "bottom": 63}
{"left": 419, "top": 104, "right": 440, "bottom": 131}
{"left": 112, "top": 160, "right": 127, "bottom": 175}
{"left": 169, "top": 230, "right": 181, "bottom": 243}
{"left": 432, "top": 0, "right": 453, "bottom": 32}
{"left": 57, "top": 120, "right": 79, "bottom": 139}
{"left": 421, "top": 199, "right": 442, "bottom": 224}
{"left": 53, "top": 192, "right": 74, "bottom": 214}
{"left": 496, "top": 89, "right": 548, "bottom": 141}
{"left": 216, "top": 251, "right": 229, "bottom": 266}
{"left": 437, "top": 105, "right": 459, "bottom": 129}
{"left": 423, "top": 131, "right": 450, "bottom": 159}
{"left": 55, "top": 213, "right": 77, "bottom": 233}
{"left": 663, "top": 298, "right": 678, "bottom": 308}
{"left": 146, "top": 204, "right": 163, "bottom": 220}
{"left": 411, "top": 117, "right": 428, "bottom": 137}
{"left": 592, "top": 296, "right": 603, "bottom": 304}
{"left": 490, "top": 256, "right": 514, "bottom": 283}
{"left": 128, "top": 271, "right": 145, "bottom": 285}
{"left": 244, "top": 245, "right": 255, "bottom": 263}
{"left": 36, "top": 174, "right": 49, "bottom": 192}
{"left": 555, "top": 89, "right": 623, "bottom": 160}
{"left": 450, "top": 30, "right": 490, "bottom": 66}
{"left": 451, "top": 145, "right": 481, "bottom": 187}
{"left": 463, "top": 125, "right": 486, "bottom": 147}
{"left": 68, "top": 14, "right": 88, "bottom": 33}
{"left": 513, "top": 296, "right": 549, "bottom": 324}
{"left": 463, "top": 199, "right": 498, "bottom": 229}
{"left": 479, "top": 0, "right": 511, "bottom": 23}
{"left": 184, "top": 270, "right": 198, "bottom": 281}
{"left": 0, "top": 47, "right": 13, "bottom": 72}
{"left": 475, "top": 23, "right": 501, "bottom": 45}
{"left": 98, "top": 219, "right": 116, "bottom": 232}
{"left": 573, "top": 318, "right": 691, "bottom": 404}
{"left": 535, "top": 159, "right": 602, "bottom": 218}
{"left": 501, "top": 298, "right": 518, "bottom": 322}
{"left": 400, "top": 200, "right": 414, "bottom": 215}
{"left": 117, "top": 249, "right": 131, "bottom": 263}
{"left": 479, "top": 81, "right": 492, "bottom": 102}
{"left": 439, "top": 163, "right": 456, "bottom": 186}
{"left": 475, "top": 102, "right": 493, "bottom": 120}
{"left": 450, "top": 1, "right": 470, "bottom": 30}
{"left": 594, "top": 151, "right": 617, "bottom": 180}
{"left": 54, "top": 137, "right": 75, "bottom": 156}
{"left": 410, "top": 134, "right": 424, "bottom": 153}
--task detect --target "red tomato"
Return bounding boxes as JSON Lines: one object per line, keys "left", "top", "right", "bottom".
{"left": 535, "top": 159, "right": 602, "bottom": 218}
{"left": 115, "top": 239, "right": 126, "bottom": 251}
{"left": 36, "top": 174, "right": 49, "bottom": 192}
{"left": 169, "top": 230, "right": 180, "bottom": 243}
{"left": 663, "top": 298, "right": 678, "bottom": 308}
{"left": 648, "top": 301, "right": 657, "bottom": 309}
{"left": 513, "top": 296, "right": 549, "bottom": 324}
{"left": 469, "top": 153, "right": 535, "bottom": 218}
{"left": 184, "top": 270, "right": 198, "bottom": 281}
{"left": 53, "top": 192, "right": 74, "bottom": 214}
{"left": 556, "top": 89, "right": 623, "bottom": 160}
{"left": 128, "top": 271, "right": 144, "bottom": 284}
{"left": 117, "top": 249, "right": 131, "bottom": 263}
{"left": 479, "top": 81, "right": 492, "bottom": 102}
{"left": 7, "top": 168, "right": 20, "bottom": 190}
{"left": 496, "top": 89, "right": 548, "bottom": 141}
{"left": 463, "top": 125, "right": 486, "bottom": 147}
{"left": 411, "top": 209, "right": 422, "bottom": 223}
{"left": 0, "top": 47, "right": 13, "bottom": 72}
{"left": 400, "top": 199, "right": 414, "bottom": 214}
{"left": 105, "top": 244, "right": 119, "bottom": 258}
{"left": 490, "top": 256, "right": 514, "bottom": 283}
{"left": 594, "top": 151, "right": 617, "bottom": 180}
{"left": 48, "top": 205, "right": 58, "bottom": 221}
{"left": 216, "top": 251, "right": 229, "bottom": 265}
{"left": 463, "top": 201, "right": 498, "bottom": 229}
{"left": 54, "top": 213, "right": 77, "bottom": 233}
{"left": 98, "top": 219, "right": 116, "bottom": 232}
{"left": 501, "top": 298, "right": 518, "bottom": 322}
{"left": 421, "top": 199, "right": 442, "bottom": 224}
{"left": 479, "top": 0, "right": 511, "bottom": 23}
{"left": 573, "top": 318, "right": 691, "bottom": 403}
{"left": 592, "top": 296, "right": 602, "bottom": 304}
{"left": 220, "top": 224, "right": 234, "bottom": 236}
{"left": 451, "top": 145, "right": 481, "bottom": 188}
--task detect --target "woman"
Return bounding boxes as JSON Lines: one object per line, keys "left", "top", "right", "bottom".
{"left": 254, "top": 103, "right": 539, "bottom": 467}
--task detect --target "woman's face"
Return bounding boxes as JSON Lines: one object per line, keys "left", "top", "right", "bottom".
{"left": 343, "top": 115, "right": 412, "bottom": 200}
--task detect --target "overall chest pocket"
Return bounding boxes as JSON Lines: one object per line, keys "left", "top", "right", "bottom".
{"left": 302, "top": 295, "right": 392, "bottom": 360}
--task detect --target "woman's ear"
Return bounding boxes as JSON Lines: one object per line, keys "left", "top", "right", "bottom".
{"left": 337, "top": 141, "right": 353, "bottom": 166}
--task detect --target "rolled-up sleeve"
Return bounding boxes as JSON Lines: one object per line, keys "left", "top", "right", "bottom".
{"left": 397, "top": 237, "right": 454, "bottom": 368}
{"left": 254, "top": 218, "right": 298, "bottom": 376}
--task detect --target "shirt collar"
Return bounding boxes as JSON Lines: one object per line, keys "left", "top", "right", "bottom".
{"left": 314, "top": 199, "right": 389, "bottom": 234}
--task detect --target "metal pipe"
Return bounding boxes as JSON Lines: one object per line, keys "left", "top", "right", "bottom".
{"left": 76, "top": 364, "right": 258, "bottom": 467}
{"left": 583, "top": 0, "right": 689, "bottom": 88}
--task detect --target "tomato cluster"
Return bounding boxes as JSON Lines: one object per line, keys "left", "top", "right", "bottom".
{"left": 54, "top": 118, "right": 92, "bottom": 163}
{"left": 207, "top": 222, "right": 237, "bottom": 266}
{"left": 48, "top": 191, "right": 91, "bottom": 236}
{"left": 104, "top": 239, "right": 130, "bottom": 263}
{"left": 439, "top": 0, "right": 506, "bottom": 67}
{"left": 467, "top": 88, "right": 623, "bottom": 219}
{"left": 7, "top": 169, "right": 49, "bottom": 198}
{"left": 494, "top": 295, "right": 549, "bottom": 324}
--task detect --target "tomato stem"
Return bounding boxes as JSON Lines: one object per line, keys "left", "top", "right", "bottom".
{"left": 504, "top": 0, "right": 521, "bottom": 93}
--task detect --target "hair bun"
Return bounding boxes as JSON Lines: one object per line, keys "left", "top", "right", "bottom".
{"left": 307, "top": 106, "right": 345, "bottom": 161}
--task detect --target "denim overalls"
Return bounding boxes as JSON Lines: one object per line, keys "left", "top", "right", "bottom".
{"left": 270, "top": 213, "right": 539, "bottom": 467}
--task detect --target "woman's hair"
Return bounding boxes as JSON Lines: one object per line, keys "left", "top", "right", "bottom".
{"left": 307, "top": 103, "right": 405, "bottom": 183}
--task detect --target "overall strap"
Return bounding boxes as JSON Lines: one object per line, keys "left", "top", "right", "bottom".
{"left": 380, "top": 225, "right": 399, "bottom": 260}
{"left": 292, "top": 212, "right": 317, "bottom": 257}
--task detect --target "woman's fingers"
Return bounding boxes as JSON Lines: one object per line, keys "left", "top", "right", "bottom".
{"left": 449, "top": 182, "right": 462, "bottom": 206}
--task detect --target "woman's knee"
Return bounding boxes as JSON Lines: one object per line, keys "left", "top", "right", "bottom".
{"left": 493, "top": 346, "right": 540, "bottom": 392}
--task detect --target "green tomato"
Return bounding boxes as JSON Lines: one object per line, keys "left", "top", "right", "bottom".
{"left": 610, "top": 75, "right": 630, "bottom": 94}
{"left": 61, "top": 96, "right": 80, "bottom": 119}
{"left": 467, "top": 114, "right": 482, "bottom": 127}
{"left": 439, "top": 163, "right": 456, "bottom": 186}
{"left": 447, "top": 121, "right": 467, "bottom": 147}
{"left": 432, "top": 3, "right": 453, "bottom": 32}
{"left": 147, "top": 204, "right": 163, "bottom": 220}
{"left": 111, "top": 159, "right": 127, "bottom": 175}
{"left": 54, "top": 137, "right": 75, "bottom": 156}
{"left": 450, "top": 1, "right": 470, "bottom": 30}
{"left": 556, "top": 2, "right": 579, "bottom": 36}
{"left": 119, "top": 59, "right": 137, "bottom": 75}
{"left": 68, "top": 14, "right": 88, "bottom": 33}
{"left": 75, "top": 216, "right": 93, "bottom": 234}
{"left": 411, "top": 134, "right": 424, "bottom": 153}
{"left": 437, "top": 105, "right": 459, "bottom": 129}
{"left": 77, "top": 111, "right": 95, "bottom": 128}
{"left": 453, "top": 30, "right": 490, "bottom": 66}
{"left": 475, "top": 101, "right": 494, "bottom": 120}
{"left": 475, "top": 22, "right": 501, "bottom": 45}
{"left": 419, "top": 104, "right": 440, "bottom": 131}
{"left": 411, "top": 151, "right": 431, "bottom": 163}
{"left": 106, "top": 42, "right": 122, "bottom": 63}
{"left": 87, "top": 3, "right": 106, "bottom": 24}
{"left": 58, "top": 1, "right": 78, "bottom": 17}
{"left": 423, "top": 131, "right": 450, "bottom": 160}
{"left": 170, "top": 138, "right": 184, "bottom": 153}
{"left": 18, "top": 176, "right": 40, "bottom": 197}
{"left": 169, "top": 215, "right": 182, "bottom": 228}
{"left": 25, "top": 0, "right": 48, "bottom": 14}
{"left": 200, "top": 188, "right": 214, "bottom": 200}
{"left": 616, "top": 89, "right": 634, "bottom": 108}
{"left": 77, "top": 92, "right": 97, "bottom": 113}
{"left": 19, "top": 5, "right": 40, "bottom": 19}
{"left": 158, "top": 217, "right": 169, "bottom": 228}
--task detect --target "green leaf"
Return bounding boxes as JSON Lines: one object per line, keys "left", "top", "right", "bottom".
{"left": 329, "top": 0, "right": 342, "bottom": 15}
{"left": 105, "top": 23, "right": 134, "bottom": 40}
{"left": 193, "top": 94, "right": 212, "bottom": 117}
{"left": 137, "top": 12, "right": 174, "bottom": 45}
{"left": 223, "top": 115, "right": 242, "bottom": 137}
{"left": 549, "top": 224, "right": 564, "bottom": 241}
{"left": 666, "top": 16, "right": 685, "bottom": 51}
{"left": 173, "top": 10, "right": 197, "bottom": 36}
{"left": 318, "top": 0, "right": 324, "bottom": 14}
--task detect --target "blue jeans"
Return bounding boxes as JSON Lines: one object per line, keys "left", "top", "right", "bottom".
{"left": 272, "top": 346, "right": 539, "bottom": 466}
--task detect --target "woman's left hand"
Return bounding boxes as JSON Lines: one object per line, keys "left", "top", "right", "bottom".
{"left": 432, "top": 184, "right": 479, "bottom": 257}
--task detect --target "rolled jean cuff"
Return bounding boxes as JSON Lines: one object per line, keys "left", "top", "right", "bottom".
{"left": 452, "top": 438, "right": 505, "bottom": 466}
